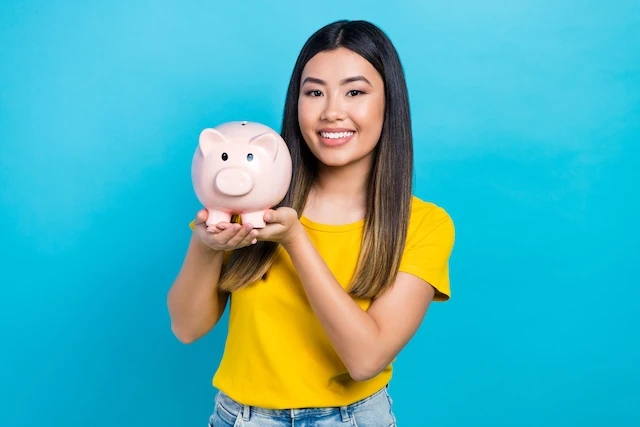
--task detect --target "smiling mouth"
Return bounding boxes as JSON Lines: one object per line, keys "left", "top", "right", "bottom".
{"left": 319, "top": 131, "right": 354, "bottom": 139}
{"left": 317, "top": 131, "right": 355, "bottom": 146}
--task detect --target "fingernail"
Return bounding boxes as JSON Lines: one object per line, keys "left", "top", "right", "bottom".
{"left": 251, "top": 238, "right": 257, "bottom": 244}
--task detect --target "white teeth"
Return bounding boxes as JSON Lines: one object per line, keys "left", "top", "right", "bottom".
{"left": 320, "top": 131, "right": 354, "bottom": 139}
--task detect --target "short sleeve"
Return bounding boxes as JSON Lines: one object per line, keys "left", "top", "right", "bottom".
{"left": 398, "top": 206, "right": 455, "bottom": 302}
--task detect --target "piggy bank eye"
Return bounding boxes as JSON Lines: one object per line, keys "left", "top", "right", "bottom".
{"left": 221, "top": 153, "right": 228, "bottom": 161}
{"left": 246, "top": 153, "right": 253, "bottom": 162}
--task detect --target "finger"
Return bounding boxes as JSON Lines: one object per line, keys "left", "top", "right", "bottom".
{"left": 205, "top": 226, "right": 223, "bottom": 235}
{"left": 226, "top": 224, "right": 254, "bottom": 246}
{"left": 263, "top": 209, "right": 278, "bottom": 224}
{"left": 213, "top": 223, "right": 242, "bottom": 244}
{"left": 194, "top": 209, "right": 208, "bottom": 225}
{"left": 239, "top": 228, "right": 260, "bottom": 246}
{"left": 254, "top": 225, "right": 275, "bottom": 242}
{"left": 198, "top": 223, "right": 237, "bottom": 246}
{"left": 206, "top": 222, "right": 232, "bottom": 233}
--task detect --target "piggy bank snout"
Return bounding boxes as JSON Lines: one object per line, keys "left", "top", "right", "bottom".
{"left": 215, "top": 168, "right": 254, "bottom": 196}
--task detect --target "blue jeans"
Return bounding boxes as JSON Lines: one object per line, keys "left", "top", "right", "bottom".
{"left": 208, "top": 386, "right": 397, "bottom": 426}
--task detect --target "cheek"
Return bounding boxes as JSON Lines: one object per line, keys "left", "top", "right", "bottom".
{"left": 297, "top": 99, "right": 315, "bottom": 133}
{"left": 353, "top": 99, "right": 384, "bottom": 134}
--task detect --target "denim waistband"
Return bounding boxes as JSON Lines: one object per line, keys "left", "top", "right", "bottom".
{"left": 215, "top": 385, "right": 389, "bottom": 422}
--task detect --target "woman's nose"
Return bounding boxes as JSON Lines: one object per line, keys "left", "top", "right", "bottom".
{"left": 320, "top": 95, "right": 346, "bottom": 122}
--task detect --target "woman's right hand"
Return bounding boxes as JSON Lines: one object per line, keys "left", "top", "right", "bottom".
{"left": 192, "top": 209, "right": 259, "bottom": 251}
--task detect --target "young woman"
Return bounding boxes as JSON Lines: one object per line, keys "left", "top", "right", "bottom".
{"left": 168, "top": 19, "right": 455, "bottom": 427}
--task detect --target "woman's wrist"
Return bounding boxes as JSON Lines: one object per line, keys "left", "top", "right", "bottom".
{"left": 281, "top": 220, "right": 306, "bottom": 252}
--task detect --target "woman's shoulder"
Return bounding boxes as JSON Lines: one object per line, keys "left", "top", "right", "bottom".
{"left": 407, "top": 195, "right": 455, "bottom": 240}
{"left": 409, "top": 195, "right": 453, "bottom": 222}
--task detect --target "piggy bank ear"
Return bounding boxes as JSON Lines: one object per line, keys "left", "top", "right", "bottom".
{"left": 249, "top": 132, "right": 278, "bottom": 161}
{"left": 199, "top": 128, "right": 227, "bottom": 157}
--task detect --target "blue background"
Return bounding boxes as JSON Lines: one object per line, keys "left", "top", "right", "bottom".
{"left": 1, "top": 1, "right": 638, "bottom": 426}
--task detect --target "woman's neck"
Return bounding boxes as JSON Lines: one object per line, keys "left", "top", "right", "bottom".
{"left": 302, "top": 162, "right": 371, "bottom": 225}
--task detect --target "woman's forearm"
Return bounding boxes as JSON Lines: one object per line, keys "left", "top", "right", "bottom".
{"left": 167, "top": 234, "right": 228, "bottom": 344}
{"left": 283, "top": 232, "right": 383, "bottom": 381}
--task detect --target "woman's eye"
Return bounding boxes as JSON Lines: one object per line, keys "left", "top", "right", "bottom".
{"left": 306, "top": 90, "right": 322, "bottom": 97}
{"left": 348, "top": 90, "right": 363, "bottom": 96}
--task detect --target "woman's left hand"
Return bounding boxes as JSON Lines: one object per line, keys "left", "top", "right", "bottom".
{"left": 257, "top": 207, "right": 303, "bottom": 247}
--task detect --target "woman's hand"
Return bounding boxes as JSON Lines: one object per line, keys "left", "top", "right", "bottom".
{"left": 192, "top": 209, "right": 259, "bottom": 251}
{"left": 257, "top": 207, "right": 303, "bottom": 247}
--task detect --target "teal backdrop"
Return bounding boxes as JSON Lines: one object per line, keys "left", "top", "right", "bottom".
{"left": 1, "top": 1, "right": 638, "bottom": 426}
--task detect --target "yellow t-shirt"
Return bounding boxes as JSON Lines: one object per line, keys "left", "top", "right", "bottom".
{"left": 189, "top": 196, "right": 454, "bottom": 409}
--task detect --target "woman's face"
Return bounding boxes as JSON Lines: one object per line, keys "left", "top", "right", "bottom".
{"left": 298, "top": 47, "right": 386, "bottom": 169}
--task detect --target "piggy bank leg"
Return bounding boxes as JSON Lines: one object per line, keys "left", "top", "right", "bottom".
{"left": 206, "top": 209, "right": 232, "bottom": 227}
{"left": 240, "top": 210, "right": 266, "bottom": 228}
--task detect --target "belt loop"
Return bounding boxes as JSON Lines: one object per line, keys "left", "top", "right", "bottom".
{"left": 242, "top": 404, "right": 250, "bottom": 421}
{"left": 339, "top": 406, "right": 349, "bottom": 423}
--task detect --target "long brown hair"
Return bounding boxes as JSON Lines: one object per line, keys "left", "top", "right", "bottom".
{"left": 218, "top": 20, "right": 413, "bottom": 299}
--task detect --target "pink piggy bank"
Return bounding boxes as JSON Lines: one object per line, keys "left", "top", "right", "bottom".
{"left": 191, "top": 121, "right": 292, "bottom": 228}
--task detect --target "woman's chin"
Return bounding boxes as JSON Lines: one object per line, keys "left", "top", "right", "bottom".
{"left": 315, "top": 152, "right": 374, "bottom": 170}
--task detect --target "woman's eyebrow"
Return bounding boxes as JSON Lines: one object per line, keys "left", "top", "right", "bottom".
{"left": 302, "top": 76, "right": 373, "bottom": 87}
